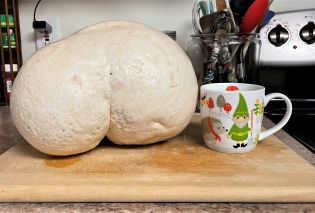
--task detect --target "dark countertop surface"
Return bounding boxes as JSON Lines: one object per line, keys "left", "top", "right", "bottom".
{"left": 0, "top": 106, "right": 314, "bottom": 212}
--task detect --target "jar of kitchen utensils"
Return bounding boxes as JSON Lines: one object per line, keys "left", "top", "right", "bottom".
{"left": 187, "top": 33, "right": 261, "bottom": 112}
{"left": 188, "top": 33, "right": 261, "bottom": 85}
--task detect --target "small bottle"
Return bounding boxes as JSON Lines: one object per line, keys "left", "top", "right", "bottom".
{"left": 9, "top": 29, "right": 16, "bottom": 48}
{"left": 0, "top": 14, "right": 14, "bottom": 27}
{"left": 5, "top": 64, "right": 18, "bottom": 98}
{"left": 1, "top": 29, "right": 15, "bottom": 48}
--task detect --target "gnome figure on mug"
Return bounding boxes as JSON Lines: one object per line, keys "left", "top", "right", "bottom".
{"left": 228, "top": 94, "right": 251, "bottom": 148}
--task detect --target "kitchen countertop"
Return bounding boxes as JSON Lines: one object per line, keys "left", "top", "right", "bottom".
{"left": 0, "top": 106, "right": 314, "bottom": 212}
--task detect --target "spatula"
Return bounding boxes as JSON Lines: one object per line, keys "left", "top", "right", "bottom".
{"left": 240, "top": 0, "right": 269, "bottom": 33}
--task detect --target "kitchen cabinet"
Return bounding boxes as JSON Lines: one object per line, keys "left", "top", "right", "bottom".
{"left": 0, "top": 0, "right": 22, "bottom": 105}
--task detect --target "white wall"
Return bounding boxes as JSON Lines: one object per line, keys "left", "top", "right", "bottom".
{"left": 19, "top": 0, "right": 315, "bottom": 61}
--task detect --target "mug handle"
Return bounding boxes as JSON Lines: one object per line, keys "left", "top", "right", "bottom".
{"left": 259, "top": 93, "right": 292, "bottom": 141}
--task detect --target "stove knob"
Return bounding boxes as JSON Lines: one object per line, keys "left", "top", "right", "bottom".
{"left": 299, "top": 22, "right": 315, "bottom": 44}
{"left": 268, "top": 24, "right": 289, "bottom": 47}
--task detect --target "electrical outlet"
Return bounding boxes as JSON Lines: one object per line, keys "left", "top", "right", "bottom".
{"left": 35, "top": 16, "right": 62, "bottom": 50}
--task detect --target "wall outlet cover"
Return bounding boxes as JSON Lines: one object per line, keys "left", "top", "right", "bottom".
{"left": 35, "top": 16, "right": 62, "bottom": 50}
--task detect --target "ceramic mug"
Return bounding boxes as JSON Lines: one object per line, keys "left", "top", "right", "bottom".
{"left": 200, "top": 83, "right": 292, "bottom": 153}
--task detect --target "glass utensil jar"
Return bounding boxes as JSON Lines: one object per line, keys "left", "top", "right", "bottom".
{"left": 188, "top": 33, "right": 261, "bottom": 85}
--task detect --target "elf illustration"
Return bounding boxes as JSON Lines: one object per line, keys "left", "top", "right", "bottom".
{"left": 228, "top": 94, "right": 251, "bottom": 148}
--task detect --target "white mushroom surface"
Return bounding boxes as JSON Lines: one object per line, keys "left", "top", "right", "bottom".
{"left": 10, "top": 21, "right": 198, "bottom": 156}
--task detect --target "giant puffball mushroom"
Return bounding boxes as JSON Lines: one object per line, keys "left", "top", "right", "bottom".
{"left": 10, "top": 21, "right": 198, "bottom": 156}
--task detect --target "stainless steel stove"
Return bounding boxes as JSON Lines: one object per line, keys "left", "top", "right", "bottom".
{"left": 253, "top": 9, "right": 315, "bottom": 153}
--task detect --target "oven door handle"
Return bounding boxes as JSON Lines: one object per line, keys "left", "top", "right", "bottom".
{"left": 266, "top": 108, "right": 315, "bottom": 116}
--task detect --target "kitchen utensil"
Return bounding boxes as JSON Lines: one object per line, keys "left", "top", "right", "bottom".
{"left": 199, "top": 1, "right": 209, "bottom": 16}
{"left": 224, "top": 0, "right": 230, "bottom": 9}
{"left": 199, "top": 13, "right": 218, "bottom": 33}
{"left": 192, "top": 0, "right": 203, "bottom": 34}
{"left": 241, "top": 9, "right": 273, "bottom": 63}
{"left": 193, "top": 0, "right": 215, "bottom": 34}
{"left": 256, "top": 10, "right": 275, "bottom": 31}
{"left": 240, "top": 0, "right": 269, "bottom": 33}
{"left": 242, "top": 7, "right": 270, "bottom": 63}
{"left": 216, "top": 0, "right": 226, "bottom": 11}
{"left": 230, "top": 0, "right": 255, "bottom": 24}
{"left": 193, "top": 0, "right": 239, "bottom": 34}
{"left": 215, "top": 0, "right": 238, "bottom": 33}
{"left": 208, "top": 0, "right": 215, "bottom": 13}
{"left": 210, "top": 9, "right": 238, "bottom": 34}
{"left": 199, "top": 10, "right": 234, "bottom": 34}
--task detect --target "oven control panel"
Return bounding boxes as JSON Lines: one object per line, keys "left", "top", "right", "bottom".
{"left": 259, "top": 9, "right": 315, "bottom": 66}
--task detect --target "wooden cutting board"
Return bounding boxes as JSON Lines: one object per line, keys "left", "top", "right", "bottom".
{"left": 0, "top": 115, "right": 315, "bottom": 202}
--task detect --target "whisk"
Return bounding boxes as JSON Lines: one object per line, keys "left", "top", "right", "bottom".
{"left": 192, "top": 0, "right": 216, "bottom": 34}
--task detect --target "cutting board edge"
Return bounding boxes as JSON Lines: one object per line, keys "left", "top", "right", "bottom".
{"left": 1, "top": 184, "right": 315, "bottom": 202}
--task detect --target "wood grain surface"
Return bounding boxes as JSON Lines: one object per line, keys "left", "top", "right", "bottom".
{"left": 0, "top": 114, "right": 315, "bottom": 202}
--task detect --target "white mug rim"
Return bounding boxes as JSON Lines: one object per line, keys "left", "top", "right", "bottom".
{"left": 201, "top": 83, "right": 265, "bottom": 94}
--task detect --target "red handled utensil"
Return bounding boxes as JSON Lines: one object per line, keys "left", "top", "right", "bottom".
{"left": 240, "top": 0, "right": 269, "bottom": 33}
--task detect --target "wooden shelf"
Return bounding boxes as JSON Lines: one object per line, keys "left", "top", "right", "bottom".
{"left": 0, "top": 0, "right": 22, "bottom": 105}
